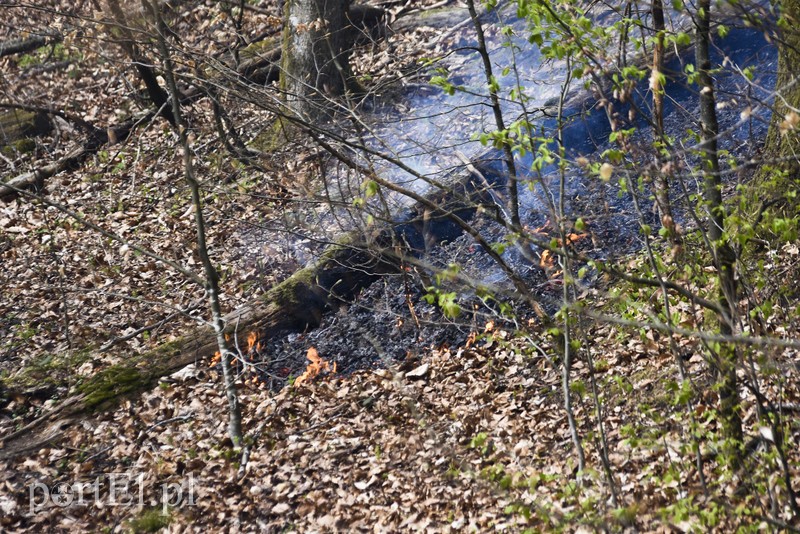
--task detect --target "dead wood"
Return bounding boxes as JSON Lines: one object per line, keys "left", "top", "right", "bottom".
{"left": 0, "top": 149, "right": 509, "bottom": 459}
{"left": 0, "top": 32, "right": 62, "bottom": 58}
{"left": 0, "top": 233, "right": 394, "bottom": 459}
{"left": 0, "top": 117, "right": 140, "bottom": 200}
{"left": 0, "top": 109, "right": 52, "bottom": 147}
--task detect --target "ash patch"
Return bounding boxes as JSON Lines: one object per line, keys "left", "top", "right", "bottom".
{"left": 252, "top": 273, "right": 474, "bottom": 389}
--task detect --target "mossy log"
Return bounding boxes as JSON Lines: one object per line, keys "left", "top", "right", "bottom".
{"left": 0, "top": 241, "right": 383, "bottom": 458}
{"left": 0, "top": 109, "right": 52, "bottom": 148}
{"left": 0, "top": 4, "right": 505, "bottom": 457}
{"left": 0, "top": 32, "right": 61, "bottom": 58}
{"left": 0, "top": 149, "right": 508, "bottom": 459}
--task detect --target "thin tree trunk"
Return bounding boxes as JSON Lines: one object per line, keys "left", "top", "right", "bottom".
{"left": 651, "top": 0, "right": 676, "bottom": 241}
{"left": 145, "top": 0, "right": 243, "bottom": 446}
{"left": 696, "top": 0, "right": 743, "bottom": 462}
{"left": 466, "top": 0, "right": 521, "bottom": 228}
{"left": 106, "top": 0, "right": 173, "bottom": 124}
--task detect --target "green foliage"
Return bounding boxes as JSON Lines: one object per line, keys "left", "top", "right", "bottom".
{"left": 430, "top": 74, "right": 457, "bottom": 96}
{"left": 126, "top": 508, "right": 172, "bottom": 533}
{"left": 423, "top": 287, "right": 461, "bottom": 318}
{"left": 16, "top": 43, "right": 80, "bottom": 69}
{"left": 469, "top": 431, "right": 491, "bottom": 455}
{"left": 416, "top": 1, "right": 800, "bottom": 525}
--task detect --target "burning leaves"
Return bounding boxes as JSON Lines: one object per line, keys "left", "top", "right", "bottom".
{"left": 208, "top": 335, "right": 335, "bottom": 389}
{"left": 780, "top": 110, "right": 800, "bottom": 136}
{"left": 294, "top": 347, "right": 336, "bottom": 387}
{"left": 207, "top": 332, "right": 265, "bottom": 387}
{"left": 528, "top": 221, "right": 589, "bottom": 277}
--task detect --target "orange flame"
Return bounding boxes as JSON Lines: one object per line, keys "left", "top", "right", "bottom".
{"left": 539, "top": 233, "right": 588, "bottom": 276}
{"left": 566, "top": 232, "right": 585, "bottom": 244}
{"left": 247, "top": 331, "right": 258, "bottom": 352}
{"left": 465, "top": 331, "right": 477, "bottom": 348}
{"left": 294, "top": 347, "right": 335, "bottom": 387}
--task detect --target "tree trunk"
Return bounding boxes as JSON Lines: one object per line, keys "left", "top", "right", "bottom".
{"left": 280, "top": 0, "right": 356, "bottom": 118}
{"left": 105, "top": 0, "right": 174, "bottom": 124}
{"left": 761, "top": 0, "right": 800, "bottom": 178}
{"left": 696, "top": 0, "right": 743, "bottom": 463}
{"left": 651, "top": 0, "right": 676, "bottom": 241}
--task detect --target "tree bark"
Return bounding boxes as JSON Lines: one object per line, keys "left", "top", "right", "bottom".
{"left": 280, "top": 0, "right": 357, "bottom": 118}
{"left": 235, "top": 4, "right": 385, "bottom": 85}
{"left": 0, "top": 32, "right": 61, "bottom": 58}
{"left": 696, "top": 0, "right": 743, "bottom": 462}
{"left": 105, "top": 0, "right": 174, "bottom": 124}
{"left": 761, "top": 0, "right": 800, "bottom": 178}
{"left": 0, "top": 109, "right": 52, "bottom": 146}
{"left": 651, "top": 0, "right": 676, "bottom": 241}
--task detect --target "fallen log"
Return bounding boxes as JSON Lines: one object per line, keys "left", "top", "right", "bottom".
{"left": 0, "top": 241, "right": 398, "bottom": 458}
{"left": 0, "top": 117, "right": 138, "bottom": 200}
{"left": 0, "top": 109, "right": 52, "bottom": 149}
{"left": 0, "top": 145, "right": 85, "bottom": 198}
{"left": 0, "top": 32, "right": 62, "bottom": 58}
{"left": 0, "top": 4, "right": 512, "bottom": 458}
{"left": 0, "top": 242, "right": 383, "bottom": 458}
{"left": 0, "top": 151, "right": 508, "bottom": 460}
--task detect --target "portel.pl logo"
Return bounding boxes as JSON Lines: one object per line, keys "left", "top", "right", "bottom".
{"left": 28, "top": 473, "right": 197, "bottom": 514}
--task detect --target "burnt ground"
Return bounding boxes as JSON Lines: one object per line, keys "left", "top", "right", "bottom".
{"left": 239, "top": 205, "right": 606, "bottom": 390}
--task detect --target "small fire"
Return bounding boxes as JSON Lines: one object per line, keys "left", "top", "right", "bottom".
{"left": 540, "top": 249, "right": 555, "bottom": 270}
{"left": 209, "top": 331, "right": 261, "bottom": 368}
{"left": 465, "top": 331, "right": 477, "bottom": 348}
{"left": 539, "top": 232, "right": 588, "bottom": 275}
{"left": 247, "top": 331, "right": 258, "bottom": 353}
{"left": 526, "top": 220, "right": 551, "bottom": 236}
{"left": 294, "top": 347, "right": 336, "bottom": 387}
{"left": 566, "top": 232, "right": 585, "bottom": 245}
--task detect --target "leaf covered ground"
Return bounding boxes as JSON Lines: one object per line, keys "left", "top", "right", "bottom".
{"left": 2, "top": 0, "right": 800, "bottom": 532}
{"left": 2, "top": 303, "right": 800, "bottom": 531}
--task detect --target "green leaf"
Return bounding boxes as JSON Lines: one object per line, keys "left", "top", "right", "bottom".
{"left": 364, "top": 180, "right": 379, "bottom": 197}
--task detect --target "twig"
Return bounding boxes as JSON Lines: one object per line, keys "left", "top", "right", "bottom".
{"left": 145, "top": 413, "right": 194, "bottom": 432}
{"left": 99, "top": 301, "right": 202, "bottom": 352}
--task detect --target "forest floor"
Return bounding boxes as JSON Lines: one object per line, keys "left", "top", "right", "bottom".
{"left": 2, "top": 289, "right": 800, "bottom": 531}
{"left": 2, "top": 0, "right": 800, "bottom": 532}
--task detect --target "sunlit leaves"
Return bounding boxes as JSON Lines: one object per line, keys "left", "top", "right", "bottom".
{"left": 423, "top": 287, "right": 461, "bottom": 318}
{"left": 363, "top": 179, "right": 379, "bottom": 198}
{"left": 430, "top": 75, "right": 456, "bottom": 96}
